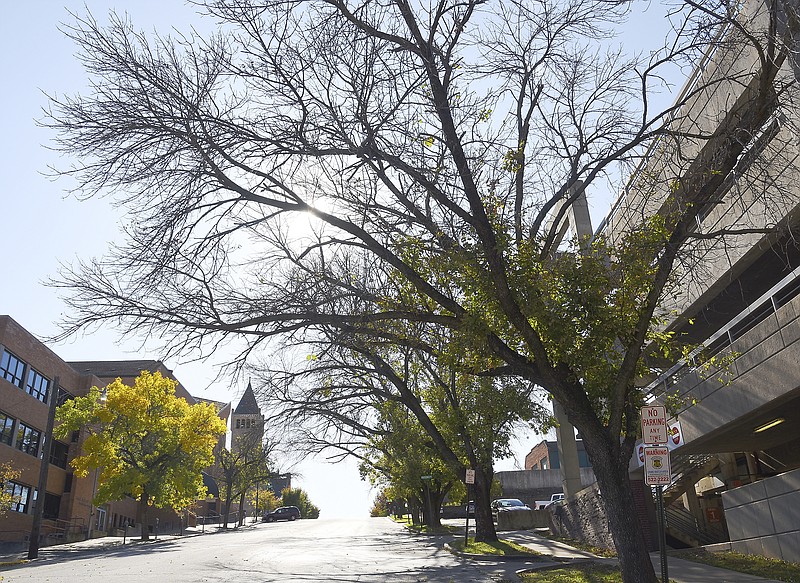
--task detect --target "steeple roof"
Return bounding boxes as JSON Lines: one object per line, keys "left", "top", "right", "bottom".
{"left": 234, "top": 381, "right": 261, "bottom": 415}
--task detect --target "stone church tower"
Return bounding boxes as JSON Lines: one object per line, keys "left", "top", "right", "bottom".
{"left": 231, "top": 381, "right": 264, "bottom": 442}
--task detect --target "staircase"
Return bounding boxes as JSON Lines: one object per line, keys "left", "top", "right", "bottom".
{"left": 658, "top": 452, "right": 729, "bottom": 547}
{"left": 665, "top": 505, "right": 727, "bottom": 546}
{"left": 663, "top": 453, "right": 720, "bottom": 506}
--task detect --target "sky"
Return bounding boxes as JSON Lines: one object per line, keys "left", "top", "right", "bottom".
{"left": 0, "top": 0, "right": 553, "bottom": 519}
{"left": 0, "top": 1, "right": 677, "bottom": 519}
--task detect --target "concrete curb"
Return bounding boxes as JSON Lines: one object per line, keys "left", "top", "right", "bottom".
{"left": 514, "top": 558, "right": 620, "bottom": 577}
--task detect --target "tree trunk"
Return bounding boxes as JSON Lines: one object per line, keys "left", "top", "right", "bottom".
{"left": 136, "top": 494, "right": 150, "bottom": 541}
{"left": 409, "top": 497, "right": 421, "bottom": 525}
{"left": 222, "top": 491, "right": 233, "bottom": 529}
{"left": 472, "top": 467, "right": 497, "bottom": 542}
{"left": 583, "top": 435, "right": 658, "bottom": 583}
{"left": 238, "top": 490, "right": 246, "bottom": 527}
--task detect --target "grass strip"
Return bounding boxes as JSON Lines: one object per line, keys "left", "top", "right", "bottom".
{"left": 519, "top": 563, "right": 622, "bottom": 582}
{"left": 450, "top": 536, "right": 542, "bottom": 557}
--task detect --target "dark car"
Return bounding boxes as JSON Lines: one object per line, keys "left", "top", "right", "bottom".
{"left": 262, "top": 506, "right": 301, "bottom": 522}
{"left": 490, "top": 498, "right": 531, "bottom": 520}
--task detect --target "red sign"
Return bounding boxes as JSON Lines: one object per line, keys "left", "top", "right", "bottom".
{"left": 641, "top": 406, "right": 668, "bottom": 444}
{"left": 706, "top": 507, "right": 723, "bottom": 523}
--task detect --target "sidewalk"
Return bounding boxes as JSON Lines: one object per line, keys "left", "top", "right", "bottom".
{"left": 0, "top": 522, "right": 255, "bottom": 567}
{"left": 502, "top": 531, "right": 784, "bottom": 583}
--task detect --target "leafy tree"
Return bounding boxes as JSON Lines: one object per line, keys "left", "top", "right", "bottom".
{"left": 55, "top": 371, "right": 227, "bottom": 540}
{"left": 263, "top": 336, "right": 547, "bottom": 537}
{"left": 360, "top": 401, "right": 456, "bottom": 527}
{"left": 0, "top": 462, "right": 21, "bottom": 517}
{"left": 248, "top": 485, "right": 280, "bottom": 515}
{"left": 212, "top": 428, "right": 274, "bottom": 528}
{"left": 280, "top": 487, "right": 320, "bottom": 519}
{"left": 46, "top": 0, "right": 800, "bottom": 579}
{"left": 370, "top": 489, "right": 391, "bottom": 517}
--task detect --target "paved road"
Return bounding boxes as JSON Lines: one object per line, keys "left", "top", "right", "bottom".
{"left": 1, "top": 518, "right": 524, "bottom": 582}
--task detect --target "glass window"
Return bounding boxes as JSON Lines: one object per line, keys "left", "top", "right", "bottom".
{"left": 49, "top": 440, "right": 69, "bottom": 469}
{"left": 58, "top": 388, "right": 74, "bottom": 406}
{"left": 43, "top": 492, "right": 61, "bottom": 521}
{"left": 0, "top": 411, "right": 14, "bottom": 446}
{"left": 0, "top": 349, "right": 26, "bottom": 388}
{"left": 16, "top": 423, "right": 41, "bottom": 457}
{"left": 5, "top": 481, "right": 31, "bottom": 513}
{"left": 25, "top": 367, "right": 50, "bottom": 402}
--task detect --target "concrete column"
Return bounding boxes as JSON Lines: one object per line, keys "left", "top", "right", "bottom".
{"left": 549, "top": 183, "right": 590, "bottom": 501}
{"left": 684, "top": 482, "right": 706, "bottom": 529}
{"left": 554, "top": 401, "right": 583, "bottom": 498}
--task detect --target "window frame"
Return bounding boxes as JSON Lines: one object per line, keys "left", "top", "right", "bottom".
{"left": 24, "top": 367, "right": 50, "bottom": 402}
{"left": 16, "top": 422, "right": 41, "bottom": 457}
{"left": 49, "top": 440, "right": 70, "bottom": 469}
{"left": 5, "top": 481, "right": 31, "bottom": 513}
{"left": 0, "top": 411, "right": 15, "bottom": 446}
{"left": 0, "top": 349, "right": 26, "bottom": 388}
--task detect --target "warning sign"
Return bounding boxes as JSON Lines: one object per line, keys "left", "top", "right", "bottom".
{"left": 641, "top": 405, "right": 668, "bottom": 444}
{"left": 644, "top": 446, "right": 671, "bottom": 485}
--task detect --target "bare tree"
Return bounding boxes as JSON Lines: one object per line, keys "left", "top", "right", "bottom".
{"left": 45, "top": 0, "right": 800, "bottom": 579}
{"left": 211, "top": 428, "right": 275, "bottom": 529}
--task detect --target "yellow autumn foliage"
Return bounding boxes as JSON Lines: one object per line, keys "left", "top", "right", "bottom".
{"left": 55, "top": 371, "right": 226, "bottom": 512}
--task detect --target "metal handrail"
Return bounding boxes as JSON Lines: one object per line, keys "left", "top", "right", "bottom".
{"left": 665, "top": 504, "right": 726, "bottom": 545}
{"left": 644, "top": 266, "right": 800, "bottom": 402}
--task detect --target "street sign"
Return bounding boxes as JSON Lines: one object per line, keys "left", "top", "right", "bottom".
{"left": 644, "top": 446, "right": 671, "bottom": 485}
{"left": 465, "top": 469, "right": 475, "bottom": 484}
{"left": 421, "top": 475, "right": 433, "bottom": 480}
{"left": 641, "top": 405, "right": 668, "bottom": 444}
{"left": 666, "top": 420, "right": 683, "bottom": 450}
{"left": 636, "top": 420, "right": 684, "bottom": 467}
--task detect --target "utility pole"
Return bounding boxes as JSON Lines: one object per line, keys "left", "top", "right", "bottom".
{"left": 28, "top": 377, "right": 60, "bottom": 559}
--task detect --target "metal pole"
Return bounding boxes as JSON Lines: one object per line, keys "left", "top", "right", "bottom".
{"left": 464, "top": 484, "right": 470, "bottom": 547}
{"left": 28, "top": 377, "right": 60, "bottom": 559}
{"left": 656, "top": 485, "right": 669, "bottom": 583}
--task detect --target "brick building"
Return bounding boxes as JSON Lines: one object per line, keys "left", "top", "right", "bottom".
{"left": 1, "top": 315, "right": 100, "bottom": 544}
{"left": 0, "top": 315, "right": 231, "bottom": 545}
{"left": 524, "top": 439, "right": 592, "bottom": 471}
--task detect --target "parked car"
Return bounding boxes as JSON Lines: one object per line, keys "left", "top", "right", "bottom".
{"left": 490, "top": 498, "right": 531, "bottom": 519}
{"left": 262, "top": 506, "right": 301, "bottom": 522}
{"left": 535, "top": 492, "right": 564, "bottom": 510}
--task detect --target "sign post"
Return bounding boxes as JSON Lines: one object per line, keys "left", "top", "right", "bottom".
{"left": 654, "top": 483, "right": 668, "bottom": 583}
{"left": 464, "top": 469, "right": 475, "bottom": 546}
{"left": 641, "top": 407, "right": 671, "bottom": 583}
